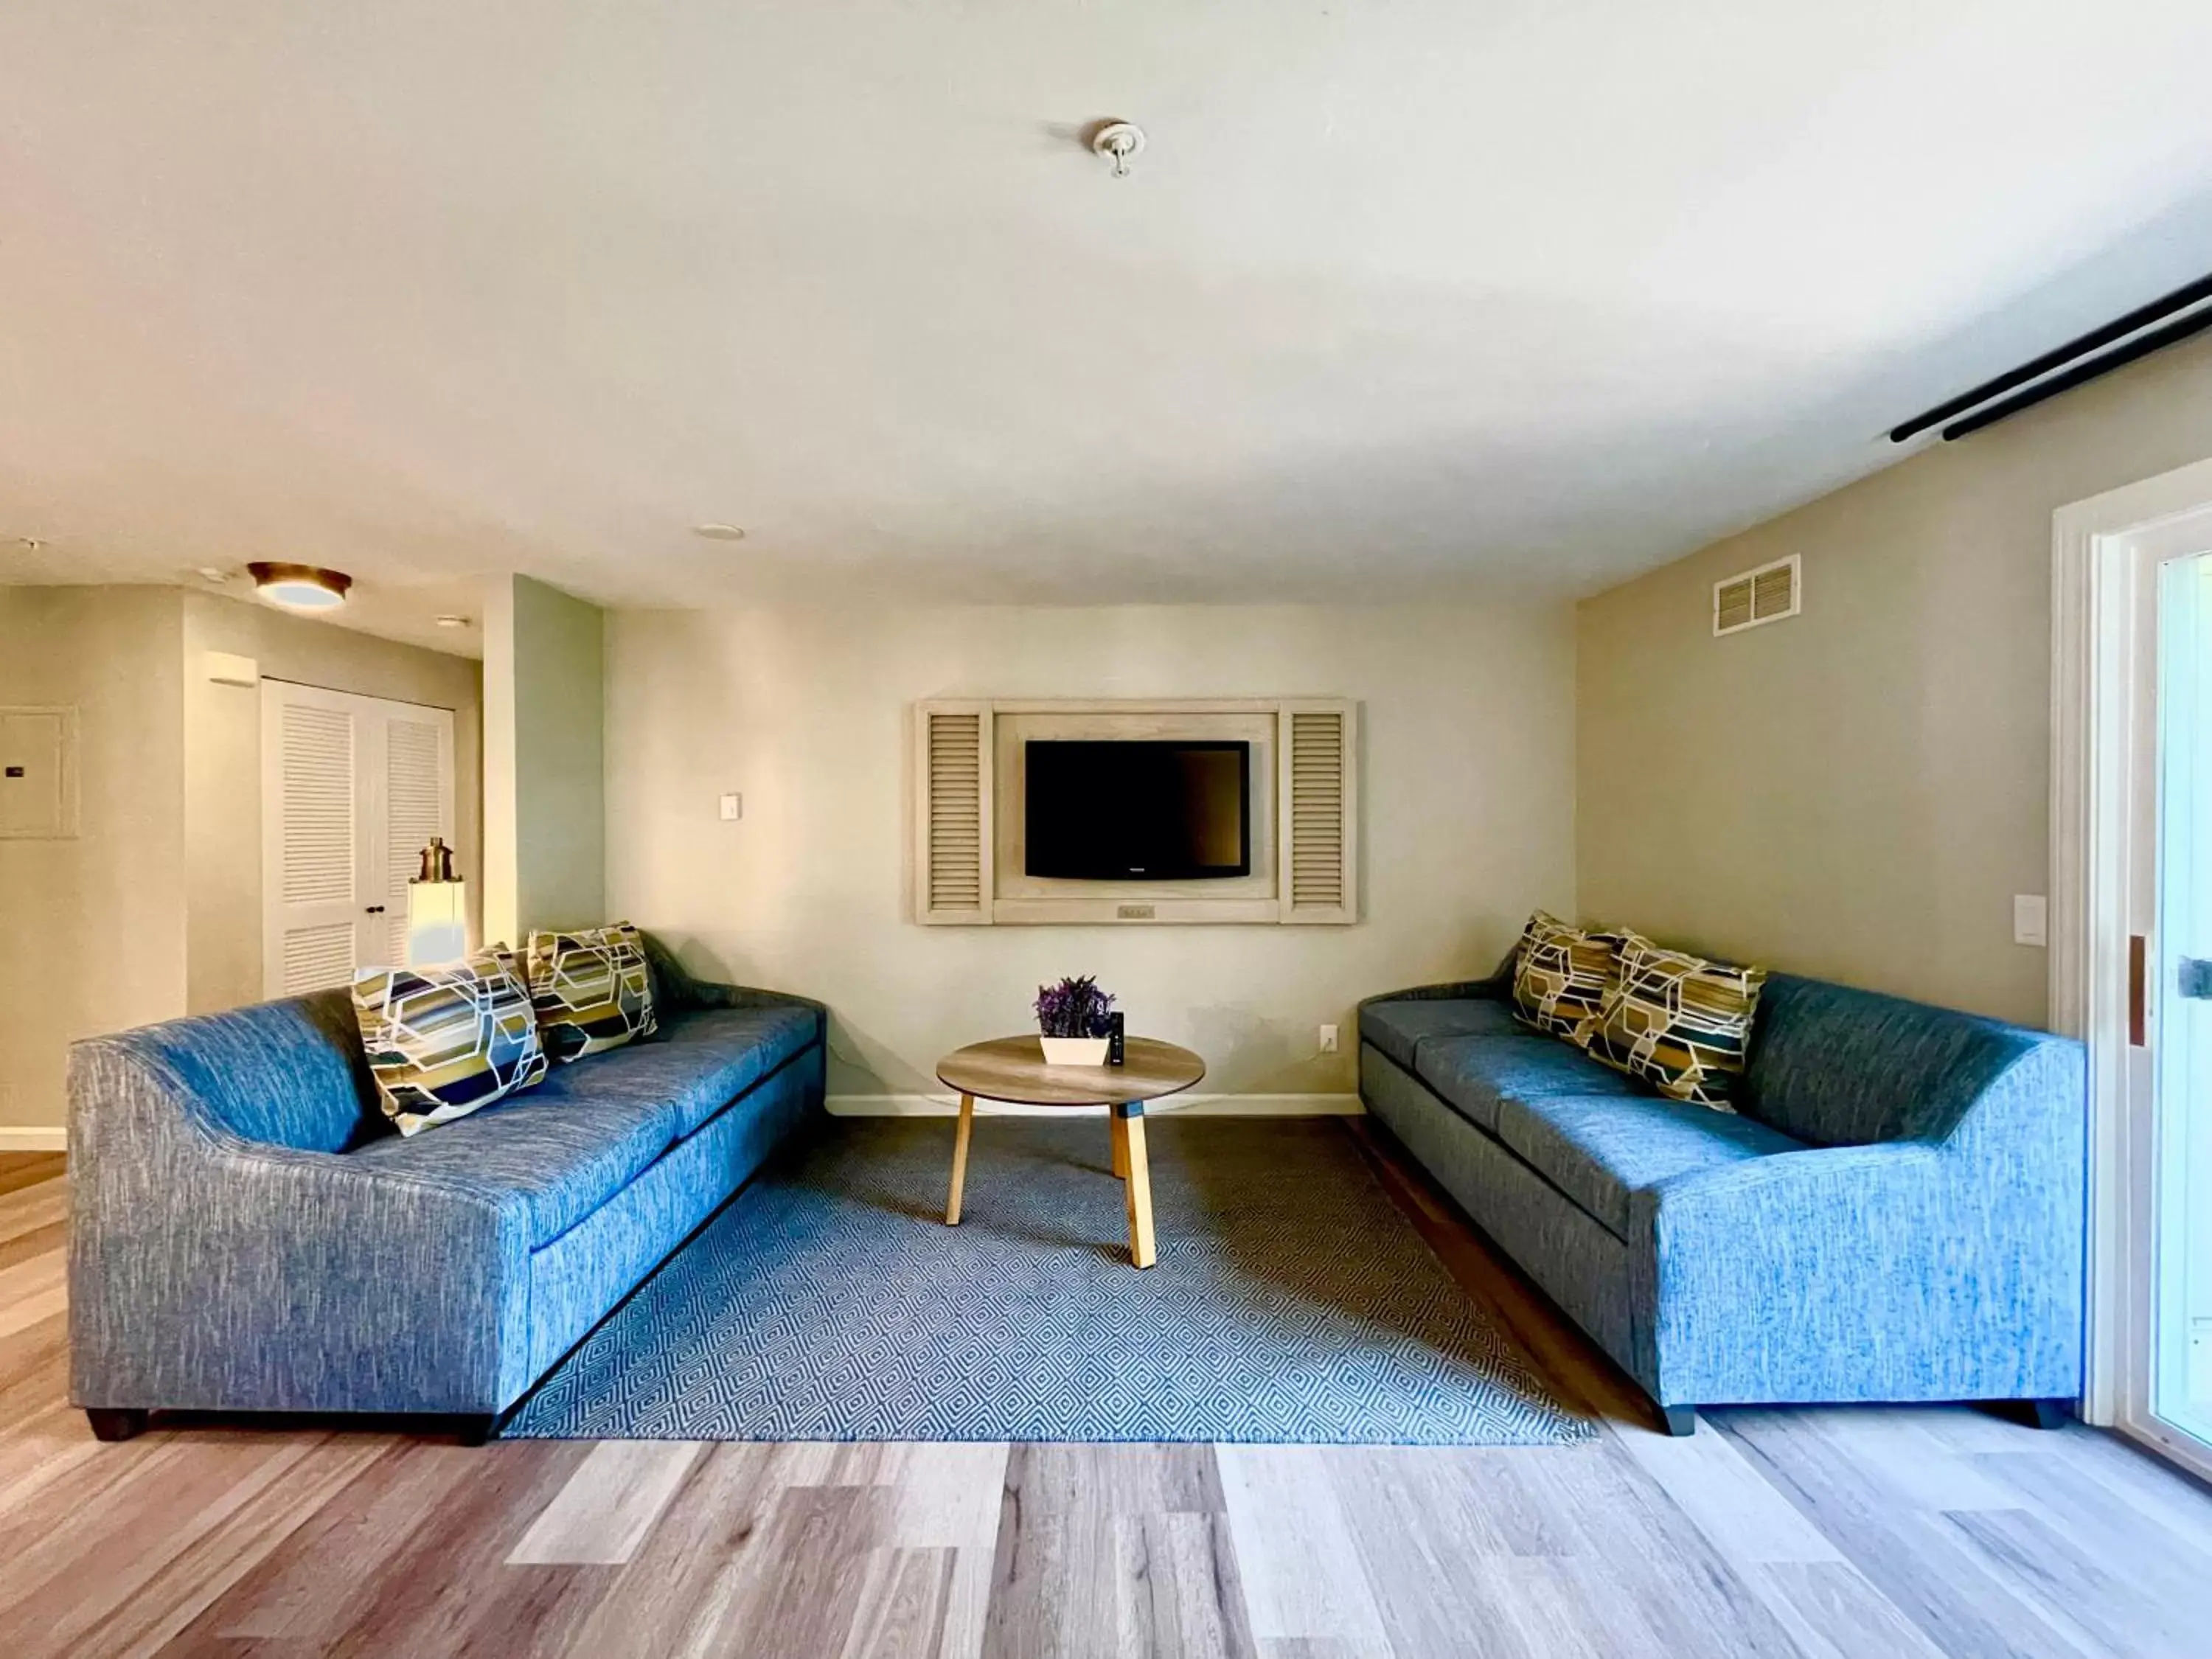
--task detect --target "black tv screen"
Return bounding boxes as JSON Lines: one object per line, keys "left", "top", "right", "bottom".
{"left": 1024, "top": 740, "right": 1251, "bottom": 880}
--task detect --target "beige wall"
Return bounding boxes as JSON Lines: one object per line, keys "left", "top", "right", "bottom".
{"left": 484, "top": 574, "right": 605, "bottom": 945}
{"left": 1577, "top": 329, "right": 2212, "bottom": 1027}
{"left": 0, "top": 584, "right": 481, "bottom": 1129}
{"left": 605, "top": 602, "right": 1576, "bottom": 1099}
{"left": 0, "top": 588, "right": 187, "bottom": 1129}
{"left": 181, "top": 592, "right": 483, "bottom": 1014}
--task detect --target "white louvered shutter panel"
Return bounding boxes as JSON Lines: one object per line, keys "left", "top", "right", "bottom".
{"left": 1279, "top": 702, "right": 1357, "bottom": 924}
{"left": 277, "top": 701, "right": 359, "bottom": 990}
{"left": 282, "top": 924, "right": 357, "bottom": 993}
{"left": 385, "top": 717, "right": 446, "bottom": 963}
{"left": 914, "top": 703, "right": 993, "bottom": 923}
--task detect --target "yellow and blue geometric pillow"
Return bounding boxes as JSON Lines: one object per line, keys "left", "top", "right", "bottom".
{"left": 1576, "top": 931, "right": 1767, "bottom": 1110}
{"left": 526, "top": 922, "right": 658, "bottom": 1062}
{"left": 1509, "top": 911, "right": 1621, "bottom": 1042}
{"left": 352, "top": 948, "right": 548, "bottom": 1136}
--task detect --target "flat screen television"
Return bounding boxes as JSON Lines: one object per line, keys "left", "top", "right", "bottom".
{"left": 1024, "top": 740, "right": 1251, "bottom": 880}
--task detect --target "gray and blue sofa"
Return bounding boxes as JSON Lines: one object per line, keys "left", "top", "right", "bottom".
{"left": 1359, "top": 959, "right": 2087, "bottom": 1433}
{"left": 68, "top": 941, "right": 823, "bottom": 1441}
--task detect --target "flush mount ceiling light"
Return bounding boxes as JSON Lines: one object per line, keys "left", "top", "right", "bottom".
{"left": 1089, "top": 120, "right": 1145, "bottom": 178}
{"left": 692, "top": 523, "right": 746, "bottom": 541}
{"left": 247, "top": 561, "right": 352, "bottom": 610}
{"left": 434, "top": 613, "right": 471, "bottom": 629}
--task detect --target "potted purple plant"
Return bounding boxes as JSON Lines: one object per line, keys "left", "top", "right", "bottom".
{"left": 1034, "top": 975, "right": 1116, "bottom": 1066}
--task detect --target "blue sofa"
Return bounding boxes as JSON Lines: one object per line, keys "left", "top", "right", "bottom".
{"left": 1358, "top": 960, "right": 2086, "bottom": 1433}
{"left": 67, "top": 940, "right": 824, "bottom": 1441}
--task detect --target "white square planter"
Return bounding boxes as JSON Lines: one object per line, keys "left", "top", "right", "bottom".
{"left": 1038, "top": 1036, "right": 1110, "bottom": 1067}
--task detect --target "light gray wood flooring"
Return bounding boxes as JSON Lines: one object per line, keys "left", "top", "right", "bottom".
{"left": 2, "top": 1135, "right": 2207, "bottom": 1658}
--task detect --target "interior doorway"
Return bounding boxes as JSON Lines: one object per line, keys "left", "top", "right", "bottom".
{"left": 260, "top": 680, "right": 455, "bottom": 997}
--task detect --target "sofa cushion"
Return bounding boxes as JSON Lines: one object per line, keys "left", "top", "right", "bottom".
{"left": 535, "top": 1004, "right": 821, "bottom": 1137}
{"left": 347, "top": 1085, "right": 681, "bottom": 1247}
{"left": 1578, "top": 932, "right": 1767, "bottom": 1109}
{"left": 1493, "top": 1091, "right": 1804, "bottom": 1239}
{"left": 1358, "top": 998, "right": 1519, "bottom": 1072}
{"left": 352, "top": 949, "right": 549, "bottom": 1137}
{"left": 1509, "top": 911, "right": 1621, "bottom": 1042}
{"left": 1413, "top": 1032, "right": 1638, "bottom": 1134}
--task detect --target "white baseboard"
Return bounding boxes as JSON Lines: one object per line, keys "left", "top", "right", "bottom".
{"left": 0, "top": 1127, "right": 66, "bottom": 1152}
{"left": 827, "top": 1092, "right": 1361, "bottom": 1119}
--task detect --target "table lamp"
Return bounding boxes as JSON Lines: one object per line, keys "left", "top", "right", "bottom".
{"left": 406, "top": 838, "right": 468, "bottom": 968}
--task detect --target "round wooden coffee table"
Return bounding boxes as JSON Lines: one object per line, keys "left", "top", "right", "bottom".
{"left": 936, "top": 1036, "right": 1206, "bottom": 1268}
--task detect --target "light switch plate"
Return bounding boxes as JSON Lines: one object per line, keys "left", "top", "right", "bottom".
{"left": 719, "top": 792, "right": 742, "bottom": 821}
{"left": 2014, "top": 894, "right": 2048, "bottom": 947}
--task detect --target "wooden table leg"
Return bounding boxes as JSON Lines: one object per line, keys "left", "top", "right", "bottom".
{"left": 1117, "top": 1102, "right": 1156, "bottom": 1268}
{"left": 946, "top": 1092, "right": 975, "bottom": 1225}
{"left": 1110, "top": 1107, "right": 1130, "bottom": 1179}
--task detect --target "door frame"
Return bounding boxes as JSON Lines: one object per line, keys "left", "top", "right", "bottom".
{"left": 2051, "top": 452, "right": 2212, "bottom": 1467}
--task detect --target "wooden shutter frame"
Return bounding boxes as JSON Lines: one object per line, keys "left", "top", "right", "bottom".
{"left": 911, "top": 697, "right": 1355, "bottom": 926}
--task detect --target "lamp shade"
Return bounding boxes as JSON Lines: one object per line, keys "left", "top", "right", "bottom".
{"left": 406, "top": 878, "right": 468, "bottom": 968}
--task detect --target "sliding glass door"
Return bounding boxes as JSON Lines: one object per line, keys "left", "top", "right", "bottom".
{"left": 2149, "top": 549, "right": 2212, "bottom": 1454}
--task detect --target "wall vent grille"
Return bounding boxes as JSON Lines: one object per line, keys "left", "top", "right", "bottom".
{"left": 1713, "top": 554, "right": 1801, "bottom": 636}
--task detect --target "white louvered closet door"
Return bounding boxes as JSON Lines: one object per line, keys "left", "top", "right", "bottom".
{"left": 261, "top": 681, "right": 456, "bottom": 997}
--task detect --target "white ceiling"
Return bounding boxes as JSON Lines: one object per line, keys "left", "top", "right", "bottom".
{"left": 4, "top": 1, "right": 2212, "bottom": 641}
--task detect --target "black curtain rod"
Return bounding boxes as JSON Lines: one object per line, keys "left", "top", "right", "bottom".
{"left": 1890, "top": 269, "right": 2212, "bottom": 442}
{"left": 1938, "top": 301, "right": 2212, "bottom": 441}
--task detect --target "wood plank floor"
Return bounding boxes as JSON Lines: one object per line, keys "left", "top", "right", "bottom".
{"left": 4, "top": 1134, "right": 2210, "bottom": 1658}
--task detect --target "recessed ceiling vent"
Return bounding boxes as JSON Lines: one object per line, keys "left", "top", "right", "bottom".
{"left": 1713, "top": 554, "right": 1801, "bottom": 637}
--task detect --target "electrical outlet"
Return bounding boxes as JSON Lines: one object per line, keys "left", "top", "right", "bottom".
{"left": 719, "top": 792, "right": 742, "bottom": 822}
{"left": 1318, "top": 1023, "right": 1339, "bottom": 1054}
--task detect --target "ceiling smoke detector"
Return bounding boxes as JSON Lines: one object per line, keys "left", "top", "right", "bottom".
{"left": 1090, "top": 120, "right": 1145, "bottom": 178}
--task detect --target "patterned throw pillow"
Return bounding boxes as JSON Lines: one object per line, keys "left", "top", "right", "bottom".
{"left": 353, "top": 949, "right": 548, "bottom": 1136}
{"left": 526, "top": 923, "right": 658, "bottom": 1062}
{"left": 1576, "top": 933, "right": 1767, "bottom": 1110}
{"left": 1510, "top": 911, "right": 1621, "bottom": 1043}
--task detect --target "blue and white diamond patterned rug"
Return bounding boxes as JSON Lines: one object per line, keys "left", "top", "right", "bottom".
{"left": 502, "top": 1116, "right": 1593, "bottom": 1444}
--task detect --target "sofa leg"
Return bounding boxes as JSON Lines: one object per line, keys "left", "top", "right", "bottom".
{"left": 2022, "top": 1399, "right": 2073, "bottom": 1432}
{"left": 86, "top": 1408, "right": 149, "bottom": 1443}
{"left": 448, "top": 1413, "right": 500, "bottom": 1446}
{"left": 1659, "top": 1405, "right": 1698, "bottom": 1438}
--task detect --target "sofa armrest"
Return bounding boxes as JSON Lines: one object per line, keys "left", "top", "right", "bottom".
{"left": 1360, "top": 977, "right": 1507, "bottom": 1006}
{"left": 641, "top": 931, "right": 827, "bottom": 1043}
{"left": 686, "top": 981, "right": 828, "bottom": 1045}
{"left": 1635, "top": 1125, "right": 2083, "bottom": 1405}
{"left": 69, "top": 1036, "right": 534, "bottom": 1416}
{"left": 1360, "top": 944, "right": 1519, "bottom": 1011}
